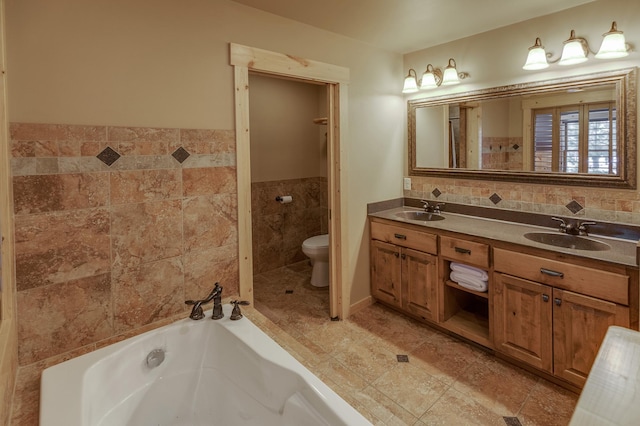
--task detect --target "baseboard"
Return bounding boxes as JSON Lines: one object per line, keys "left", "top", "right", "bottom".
{"left": 349, "top": 296, "right": 373, "bottom": 316}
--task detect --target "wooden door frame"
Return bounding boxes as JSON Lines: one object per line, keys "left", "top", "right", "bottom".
{"left": 230, "top": 43, "right": 350, "bottom": 319}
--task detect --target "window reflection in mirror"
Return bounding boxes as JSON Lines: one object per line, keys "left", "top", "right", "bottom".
{"left": 408, "top": 68, "right": 636, "bottom": 188}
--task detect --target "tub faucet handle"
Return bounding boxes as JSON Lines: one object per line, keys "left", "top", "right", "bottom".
{"left": 185, "top": 299, "right": 205, "bottom": 320}
{"left": 230, "top": 300, "right": 250, "bottom": 320}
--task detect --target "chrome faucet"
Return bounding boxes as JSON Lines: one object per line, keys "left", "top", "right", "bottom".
{"left": 421, "top": 200, "right": 444, "bottom": 214}
{"left": 185, "top": 283, "right": 224, "bottom": 320}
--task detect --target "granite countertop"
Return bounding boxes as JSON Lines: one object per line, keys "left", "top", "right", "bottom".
{"left": 369, "top": 206, "right": 639, "bottom": 268}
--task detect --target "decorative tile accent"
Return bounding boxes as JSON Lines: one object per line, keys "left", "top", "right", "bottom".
{"left": 512, "top": 144, "right": 520, "bottom": 150}
{"left": 432, "top": 188, "right": 442, "bottom": 198}
{"left": 397, "top": 354, "right": 409, "bottom": 362}
{"left": 489, "top": 193, "right": 502, "bottom": 204}
{"left": 566, "top": 200, "right": 584, "bottom": 214}
{"left": 96, "top": 146, "right": 120, "bottom": 166}
{"left": 171, "top": 147, "right": 190, "bottom": 163}
{"left": 503, "top": 417, "right": 523, "bottom": 426}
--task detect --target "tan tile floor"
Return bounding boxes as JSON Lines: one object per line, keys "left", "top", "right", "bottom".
{"left": 251, "top": 262, "right": 579, "bottom": 426}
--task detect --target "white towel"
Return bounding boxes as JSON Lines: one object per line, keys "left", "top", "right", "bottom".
{"left": 450, "top": 262, "right": 488, "bottom": 281}
{"left": 450, "top": 271, "right": 488, "bottom": 292}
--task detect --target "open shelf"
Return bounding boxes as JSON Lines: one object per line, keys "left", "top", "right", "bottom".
{"left": 446, "top": 279, "right": 488, "bottom": 299}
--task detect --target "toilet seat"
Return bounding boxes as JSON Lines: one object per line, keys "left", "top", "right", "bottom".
{"left": 302, "top": 234, "right": 329, "bottom": 250}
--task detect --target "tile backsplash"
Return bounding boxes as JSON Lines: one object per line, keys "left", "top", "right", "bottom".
{"left": 10, "top": 123, "right": 240, "bottom": 365}
{"left": 405, "top": 175, "right": 640, "bottom": 225}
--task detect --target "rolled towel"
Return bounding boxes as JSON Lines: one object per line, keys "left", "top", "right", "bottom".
{"left": 450, "top": 262, "right": 488, "bottom": 281}
{"left": 450, "top": 271, "right": 488, "bottom": 292}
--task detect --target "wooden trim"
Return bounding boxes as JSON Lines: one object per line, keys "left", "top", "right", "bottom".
{"left": 230, "top": 43, "right": 351, "bottom": 319}
{"left": 230, "top": 43, "right": 349, "bottom": 83}
{"left": 233, "top": 65, "right": 254, "bottom": 304}
{"left": 349, "top": 296, "right": 374, "bottom": 315}
{"left": 0, "top": 0, "right": 18, "bottom": 421}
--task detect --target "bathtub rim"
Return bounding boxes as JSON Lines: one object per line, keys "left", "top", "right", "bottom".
{"left": 39, "top": 304, "right": 371, "bottom": 426}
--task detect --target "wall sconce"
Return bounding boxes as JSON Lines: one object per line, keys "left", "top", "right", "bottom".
{"left": 523, "top": 21, "right": 630, "bottom": 70}
{"left": 403, "top": 58, "right": 469, "bottom": 93}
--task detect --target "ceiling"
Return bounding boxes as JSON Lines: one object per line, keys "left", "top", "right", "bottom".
{"left": 231, "top": 0, "right": 596, "bottom": 54}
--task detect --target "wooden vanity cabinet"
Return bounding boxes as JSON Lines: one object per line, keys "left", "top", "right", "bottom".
{"left": 493, "top": 247, "right": 632, "bottom": 388}
{"left": 370, "top": 219, "right": 439, "bottom": 322}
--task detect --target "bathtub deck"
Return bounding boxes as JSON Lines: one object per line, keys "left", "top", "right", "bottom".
{"left": 251, "top": 261, "right": 579, "bottom": 426}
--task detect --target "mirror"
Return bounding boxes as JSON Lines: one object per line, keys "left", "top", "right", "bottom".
{"left": 409, "top": 68, "right": 637, "bottom": 188}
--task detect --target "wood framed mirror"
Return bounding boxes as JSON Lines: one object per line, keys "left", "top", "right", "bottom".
{"left": 408, "top": 68, "right": 637, "bottom": 189}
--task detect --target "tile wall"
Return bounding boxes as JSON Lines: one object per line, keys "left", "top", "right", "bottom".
{"left": 251, "top": 177, "right": 328, "bottom": 274}
{"left": 10, "top": 123, "right": 240, "bottom": 366}
{"left": 481, "top": 136, "right": 523, "bottom": 171}
{"left": 406, "top": 175, "right": 640, "bottom": 223}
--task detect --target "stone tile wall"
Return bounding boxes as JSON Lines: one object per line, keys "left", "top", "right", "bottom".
{"left": 10, "top": 123, "right": 240, "bottom": 366}
{"left": 251, "top": 177, "right": 327, "bottom": 274}
{"left": 481, "top": 136, "right": 523, "bottom": 171}
{"left": 406, "top": 175, "right": 640, "bottom": 224}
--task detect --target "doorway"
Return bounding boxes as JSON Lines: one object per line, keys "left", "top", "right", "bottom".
{"left": 230, "top": 43, "right": 350, "bottom": 319}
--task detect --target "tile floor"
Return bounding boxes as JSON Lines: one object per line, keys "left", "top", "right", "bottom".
{"left": 251, "top": 261, "right": 579, "bottom": 426}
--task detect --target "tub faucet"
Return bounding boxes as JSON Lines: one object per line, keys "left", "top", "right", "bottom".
{"left": 211, "top": 283, "right": 224, "bottom": 320}
{"left": 185, "top": 283, "right": 223, "bottom": 320}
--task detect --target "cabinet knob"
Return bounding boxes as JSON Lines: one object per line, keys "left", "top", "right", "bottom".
{"left": 394, "top": 252, "right": 400, "bottom": 258}
{"left": 394, "top": 233, "right": 407, "bottom": 240}
{"left": 542, "top": 294, "right": 549, "bottom": 302}
{"left": 554, "top": 298, "right": 562, "bottom": 306}
{"left": 401, "top": 254, "right": 406, "bottom": 259}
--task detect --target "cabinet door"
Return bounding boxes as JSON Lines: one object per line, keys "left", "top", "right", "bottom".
{"left": 553, "top": 288, "right": 630, "bottom": 387}
{"left": 370, "top": 240, "right": 402, "bottom": 308}
{"left": 402, "top": 248, "right": 438, "bottom": 322}
{"left": 493, "top": 273, "right": 553, "bottom": 372}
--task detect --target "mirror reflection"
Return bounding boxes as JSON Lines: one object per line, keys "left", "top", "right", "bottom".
{"left": 409, "top": 68, "right": 636, "bottom": 188}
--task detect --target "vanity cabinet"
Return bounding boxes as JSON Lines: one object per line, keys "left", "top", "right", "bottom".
{"left": 370, "top": 220, "right": 439, "bottom": 321}
{"left": 368, "top": 211, "right": 638, "bottom": 390}
{"left": 493, "top": 248, "right": 631, "bottom": 388}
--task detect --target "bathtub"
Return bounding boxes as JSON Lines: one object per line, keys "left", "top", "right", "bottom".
{"left": 40, "top": 304, "right": 371, "bottom": 426}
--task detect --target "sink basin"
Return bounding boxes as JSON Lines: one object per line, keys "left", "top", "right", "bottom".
{"left": 394, "top": 211, "right": 445, "bottom": 222}
{"left": 523, "top": 232, "right": 611, "bottom": 251}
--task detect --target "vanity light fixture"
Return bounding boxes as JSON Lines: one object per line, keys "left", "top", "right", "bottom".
{"left": 402, "top": 68, "right": 419, "bottom": 93}
{"left": 403, "top": 58, "right": 469, "bottom": 93}
{"left": 441, "top": 58, "right": 463, "bottom": 85}
{"left": 559, "top": 30, "right": 589, "bottom": 66}
{"left": 595, "top": 21, "right": 629, "bottom": 59}
{"left": 523, "top": 21, "right": 630, "bottom": 70}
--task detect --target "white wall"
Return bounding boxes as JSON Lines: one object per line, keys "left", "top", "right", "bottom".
{"left": 5, "top": 0, "right": 405, "bottom": 308}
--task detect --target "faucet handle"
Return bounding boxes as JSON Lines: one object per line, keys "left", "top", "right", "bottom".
{"left": 551, "top": 217, "right": 567, "bottom": 232}
{"left": 578, "top": 221, "right": 597, "bottom": 236}
{"left": 185, "top": 299, "right": 205, "bottom": 320}
{"left": 229, "top": 300, "right": 250, "bottom": 320}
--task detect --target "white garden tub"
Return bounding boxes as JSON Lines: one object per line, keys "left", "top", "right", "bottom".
{"left": 40, "top": 305, "right": 371, "bottom": 425}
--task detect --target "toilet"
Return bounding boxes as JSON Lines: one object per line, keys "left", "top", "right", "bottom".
{"left": 301, "top": 234, "right": 329, "bottom": 287}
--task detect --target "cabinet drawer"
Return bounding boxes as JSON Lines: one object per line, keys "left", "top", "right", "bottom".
{"left": 370, "top": 221, "right": 437, "bottom": 254}
{"left": 494, "top": 248, "right": 629, "bottom": 305}
{"left": 440, "top": 236, "right": 490, "bottom": 268}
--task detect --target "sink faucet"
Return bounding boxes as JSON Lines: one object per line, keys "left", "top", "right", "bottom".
{"left": 185, "top": 283, "right": 224, "bottom": 320}
{"left": 551, "top": 217, "right": 597, "bottom": 236}
{"left": 421, "top": 200, "right": 444, "bottom": 214}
